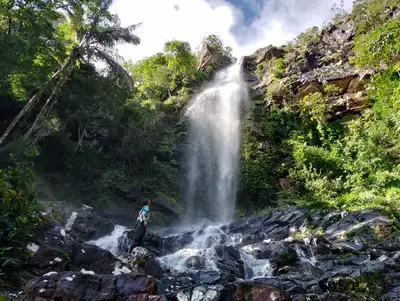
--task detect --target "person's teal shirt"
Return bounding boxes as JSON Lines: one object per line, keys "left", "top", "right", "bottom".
{"left": 137, "top": 205, "right": 151, "bottom": 223}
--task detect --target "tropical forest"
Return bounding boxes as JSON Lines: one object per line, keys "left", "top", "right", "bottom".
{"left": 1, "top": 0, "right": 400, "bottom": 300}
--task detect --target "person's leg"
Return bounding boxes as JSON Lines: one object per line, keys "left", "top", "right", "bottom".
{"left": 138, "top": 224, "right": 147, "bottom": 246}
{"left": 129, "top": 221, "right": 141, "bottom": 253}
{"left": 130, "top": 222, "right": 146, "bottom": 253}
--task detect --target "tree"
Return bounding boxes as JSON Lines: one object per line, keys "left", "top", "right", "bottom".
{"left": 0, "top": 0, "right": 140, "bottom": 145}
{"left": 0, "top": 0, "right": 62, "bottom": 99}
{"left": 128, "top": 40, "right": 199, "bottom": 102}
{"left": 201, "top": 35, "right": 234, "bottom": 61}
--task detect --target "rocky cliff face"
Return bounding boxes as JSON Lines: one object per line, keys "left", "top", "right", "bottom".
{"left": 238, "top": 18, "right": 377, "bottom": 120}
{"left": 18, "top": 206, "right": 400, "bottom": 301}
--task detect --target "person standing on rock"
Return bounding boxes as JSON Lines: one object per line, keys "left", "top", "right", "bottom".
{"left": 130, "top": 199, "right": 152, "bottom": 253}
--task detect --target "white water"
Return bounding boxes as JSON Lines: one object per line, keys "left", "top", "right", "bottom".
{"left": 158, "top": 225, "right": 224, "bottom": 273}
{"left": 87, "top": 225, "right": 127, "bottom": 256}
{"left": 241, "top": 252, "right": 273, "bottom": 279}
{"left": 65, "top": 211, "right": 78, "bottom": 230}
{"left": 184, "top": 61, "right": 248, "bottom": 224}
{"left": 294, "top": 244, "right": 317, "bottom": 266}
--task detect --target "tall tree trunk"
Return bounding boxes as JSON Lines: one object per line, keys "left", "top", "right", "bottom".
{"left": 24, "top": 86, "right": 59, "bottom": 139}
{"left": 72, "top": 125, "right": 87, "bottom": 159}
{"left": 24, "top": 61, "right": 74, "bottom": 139}
{"left": 0, "top": 52, "right": 76, "bottom": 146}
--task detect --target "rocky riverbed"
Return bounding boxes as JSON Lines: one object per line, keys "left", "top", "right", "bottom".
{"left": 13, "top": 206, "right": 400, "bottom": 300}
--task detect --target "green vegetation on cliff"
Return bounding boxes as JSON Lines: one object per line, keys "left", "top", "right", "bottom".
{"left": 239, "top": 1, "right": 400, "bottom": 216}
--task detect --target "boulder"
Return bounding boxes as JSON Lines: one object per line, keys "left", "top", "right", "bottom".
{"left": 197, "top": 43, "right": 233, "bottom": 72}
{"left": 329, "top": 91, "right": 369, "bottom": 119}
{"left": 234, "top": 284, "right": 289, "bottom": 301}
{"left": 118, "top": 229, "right": 165, "bottom": 256}
{"left": 71, "top": 242, "right": 118, "bottom": 274}
{"left": 295, "top": 82, "right": 321, "bottom": 100}
{"left": 214, "top": 245, "right": 245, "bottom": 279}
{"left": 128, "top": 247, "right": 163, "bottom": 279}
{"left": 70, "top": 210, "right": 114, "bottom": 241}
{"left": 184, "top": 256, "right": 208, "bottom": 270}
{"left": 26, "top": 271, "right": 159, "bottom": 301}
{"left": 249, "top": 45, "right": 285, "bottom": 65}
{"left": 27, "top": 246, "right": 69, "bottom": 275}
{"left": 33, "top": 223, "right": 76, "bottom": 254}
{"left": 191, "top": 285, "right": 232, "bottom": 301}
{"left": 251, "top": 242, "right": 288, "bottom": 260}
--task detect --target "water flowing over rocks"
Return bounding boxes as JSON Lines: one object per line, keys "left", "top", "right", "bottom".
{"left": 23, "top": 206, "right": 400, "bottom": 300}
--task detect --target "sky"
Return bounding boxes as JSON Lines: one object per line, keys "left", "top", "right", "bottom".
{"left": 110, "top": 0, "right": 354, "bottom": 63}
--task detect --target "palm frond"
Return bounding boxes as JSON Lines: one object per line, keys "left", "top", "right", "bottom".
{"left": 87, "top": 0, "right": 114, "bottom": 35}
{"left": 91, "top": 23, "right": 141, "bottom": 48}
{"left": 92, "top": 47, "right": 133, "bottom": 89}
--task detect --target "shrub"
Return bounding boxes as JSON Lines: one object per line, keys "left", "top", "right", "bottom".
{"left": 351, "top": 16, "right": 400, "bottom": 68}
{"left": 0, "top": 150, "right": 42, "bottom": 287}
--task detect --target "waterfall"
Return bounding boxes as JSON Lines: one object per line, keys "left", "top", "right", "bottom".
{"left": 65, "top": 211, "right": 78, "bottom": 230}
{"left": 184, "top": 60, "right": 248, "bottom": 224}
{"left": 87, "top": 225, "right": 127, "bottom": 256}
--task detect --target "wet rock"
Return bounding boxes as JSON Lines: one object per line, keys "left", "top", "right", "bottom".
{"left": 381, "top": 287, "right": 400, "bottom": 301}
{"left": 184, "top": 256, "right": 207, "bottom": 270}
{"left": 374, "top": 233, "right": 400, "bottom": 252}
{"left": 274, "top": 248, "right": 298, "bottom": 268}
{"left": 162, "top": 232, "right": 195, "bottom": 255}
{"left": 33, "top": 223, "right": 76, "bottom": 254}
{"left": 71, "top": 242, "right": 117, "bottom": 274}
{"left": 27, "top": 246, "right": 69, "bottom": 275}
{"left": 198, "top": 271, "right": 227, "bottom": 285}
{"left": 325, "top": 209, "right": 391, "bottom": 240}
{"left": 70, "top": 210, "right": 114, "bottom": 241}
{"left": 369, "top": 248, "right": 389, "bottom": 260}
{"left": 244, "top": 242, "right": 287, "bottom": 260}
{"left": 27, "top": 271, "right": 158, "bottom": 300}
{"left": 128, "top": 247, "right": 163, "bottom": 279}
{"left": 214, "top": 246, "right": 245, "bottom": 279}
{"left": 189, "top": 285, "right": 228, "bottom": 301}
{"left": 328, "top": 276, "right": 357, "bottom": 292}
{"left": 118, "top": 230, "right": 165, "bottom": 256}
{"left": 235, "top": 284, "right": 289, "bottom": 301}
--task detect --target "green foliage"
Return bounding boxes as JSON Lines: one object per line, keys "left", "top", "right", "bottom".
{"left": 351, "top": 0, "right": 398, "bottom": 35}
{"left": 299, "top": 92, "right": 329, "bottom": 123}
{"left": 257, "top": 58, "right": 286, "bottom": 80}
{"left": 0, "top": 0, "right": 62, "bottom": 98}
{"left": 323, "top": 84, "right": 343, "bottom": 97}
{"left": 239, "top": 1, "right": 400, "bottom": 217}
{"left": 201, "top": 35, "right": 234, "bottom": 61}
{"left": 239, "top": 103, "right": 297, "bottom": 212}
{"left": 330, "top": 0, "right": 348, "bottom": 25}
{"left": 351, "top": 16, "right": 400, "bottom": 68}
{"left": 285, "top": 67, "right": 400, "bottom": 212}
{"left": 275, "top": 249, "right": 297, "bottom": 267}
{"left": 0, "top": 149, "right": 41, "bottom": 287}
{"left": 292, "top": 225, "right": 324, "bottom": 239}
{"left": 328, "top": 272, "right": 385, "bottom": 300}
{"left": 128, "top": 40, "right": 200, "bottom": 102}
{"left": 294, "top": 26, "right": 320, "bottom": 51}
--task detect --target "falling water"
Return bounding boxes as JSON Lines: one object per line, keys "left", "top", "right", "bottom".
{"left": 87, "top": 225, "right": 127, "bottom": 256}
{"left": 65, "top": 211, "right": 78, "bottom": 230}
{"left": 184, "top": 60, "right": 248, "bottom": 224}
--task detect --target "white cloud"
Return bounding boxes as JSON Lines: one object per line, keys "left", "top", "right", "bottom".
{"left": 110, "top": 0, "right": 354, "bottom": 63}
